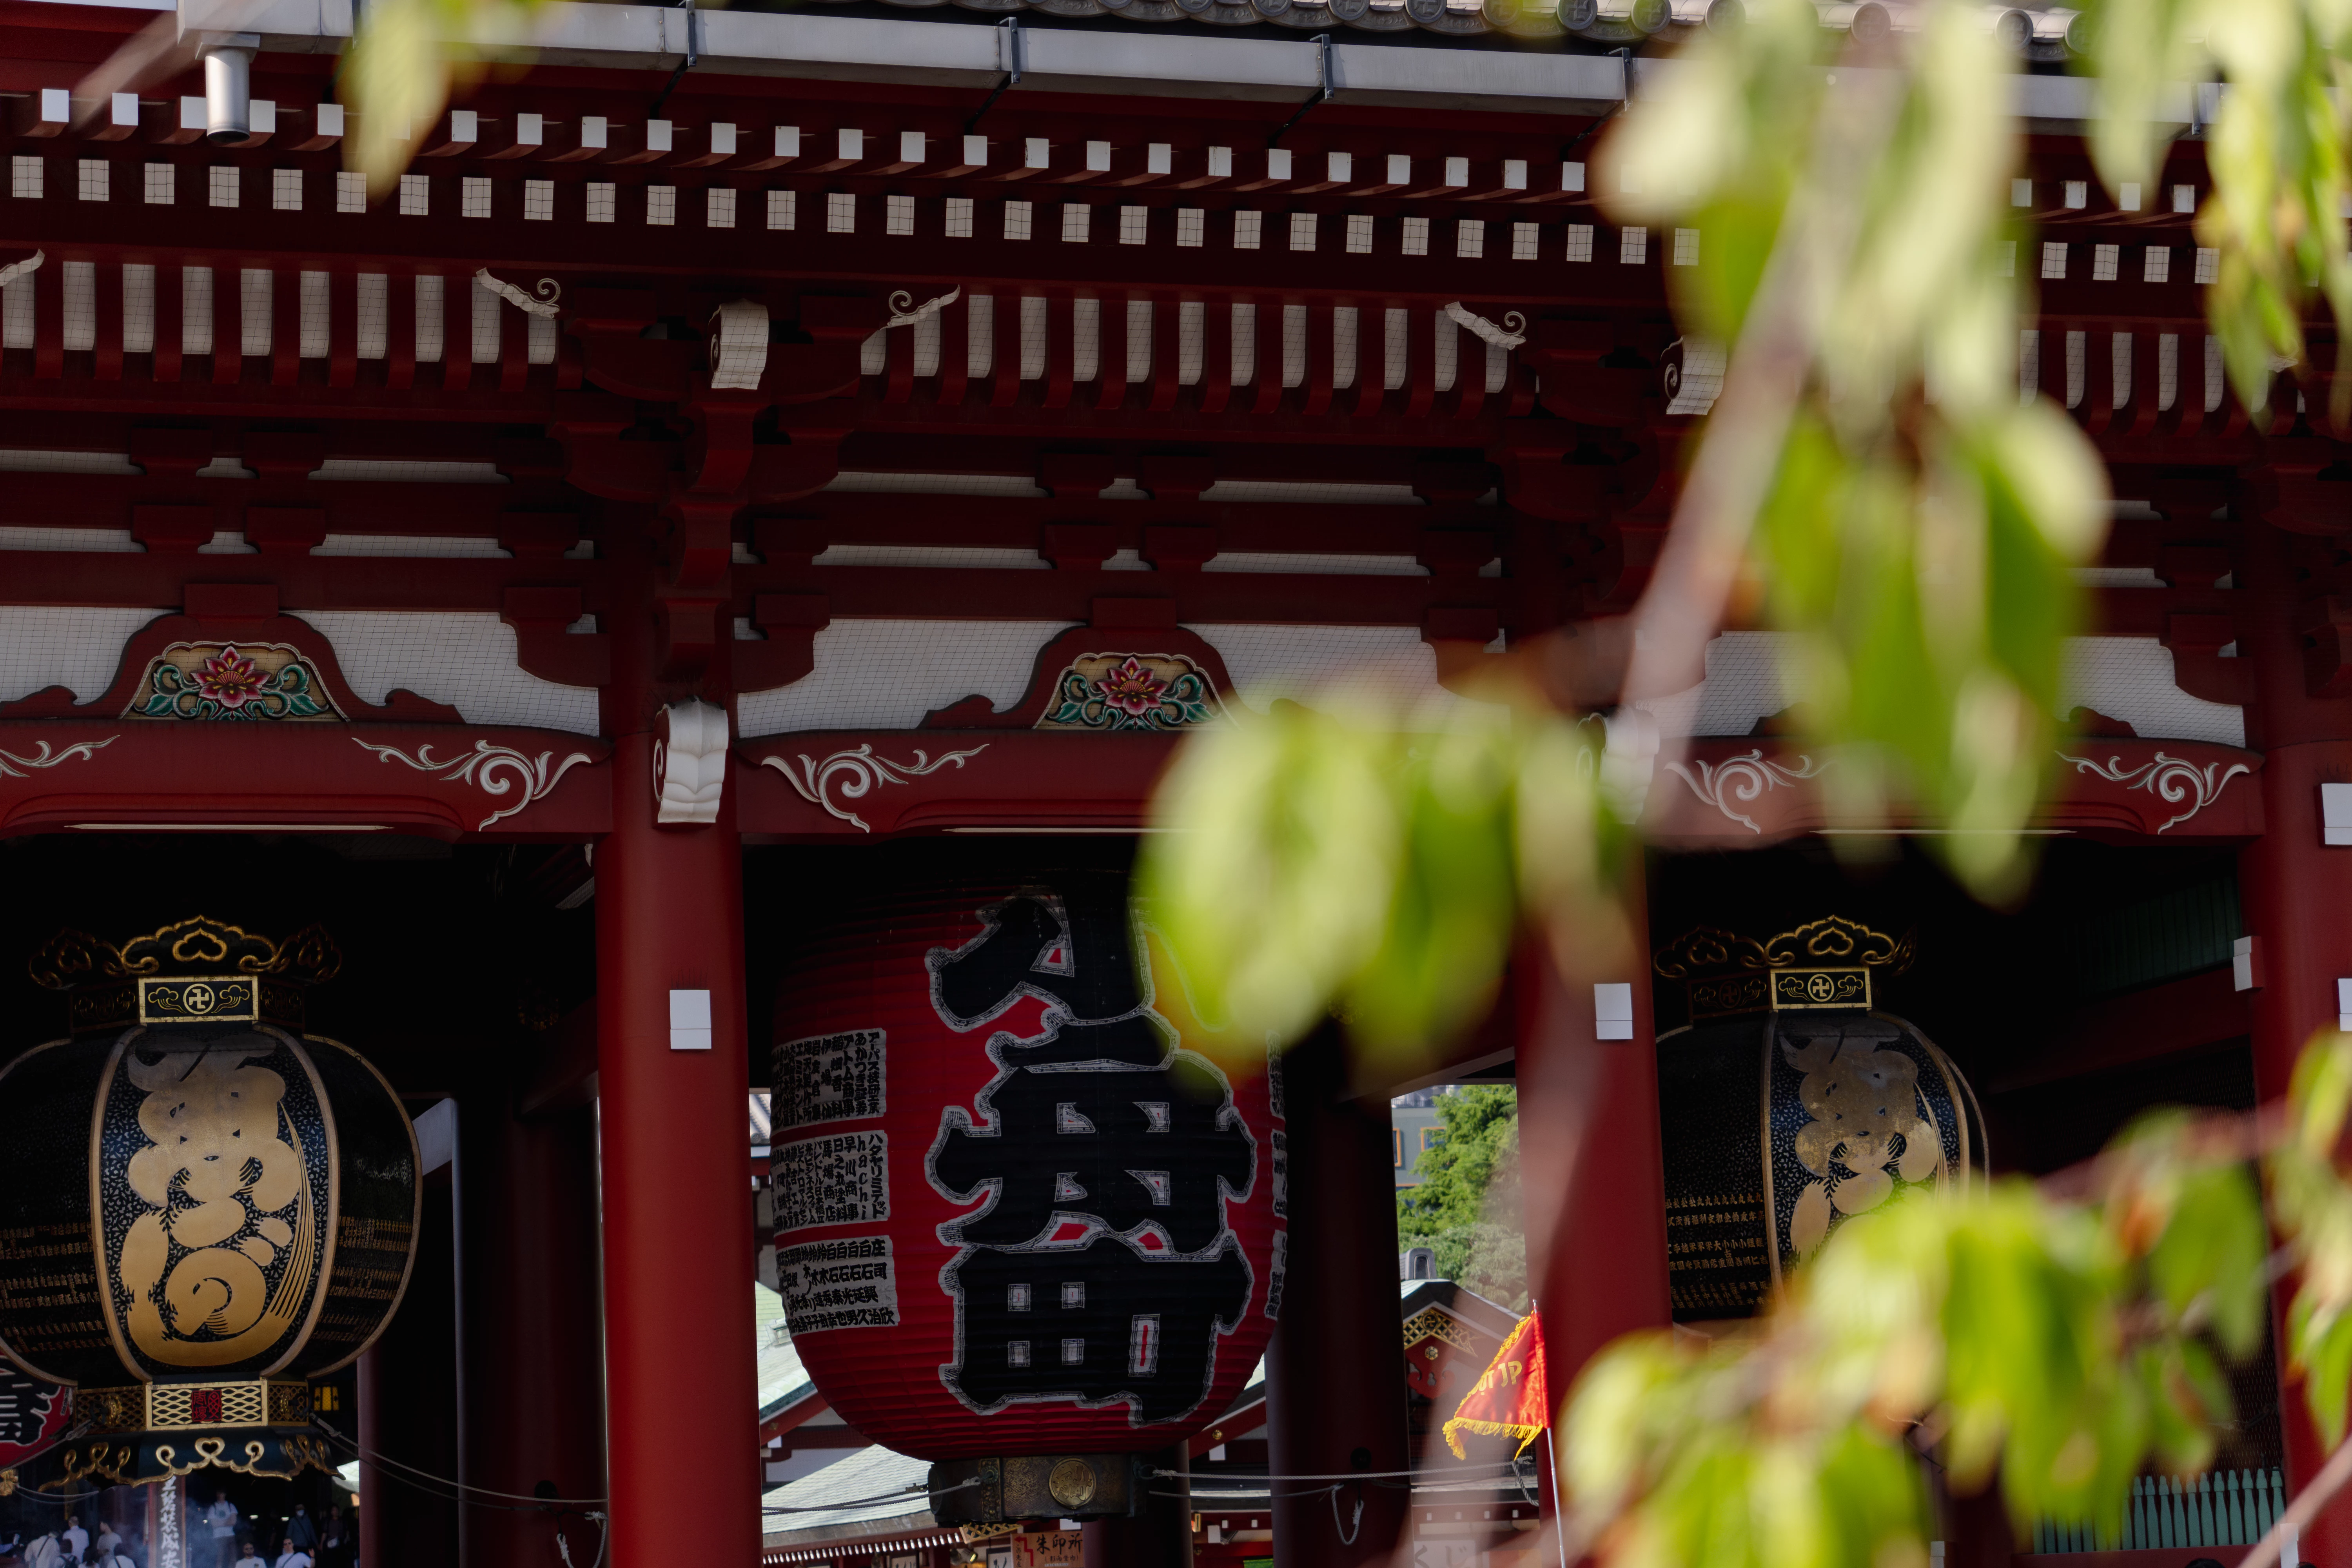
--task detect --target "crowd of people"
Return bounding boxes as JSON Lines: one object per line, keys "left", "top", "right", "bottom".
{"left": 0, "top": 1516, "right": 136, "bottom": 1567}
{"left": 0, "top": 1490, "right": 350, "bottom": 1568}
{"left": 202, "top": 1495, "right": 345, "bottom": 1568}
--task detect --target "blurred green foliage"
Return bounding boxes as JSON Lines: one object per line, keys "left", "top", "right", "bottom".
{"left": 1554, "top": 1078, "right": 2344, "bottom": 1568}
{"left": 1140, "top": 700, "right": 1630, "bottom": 1074}
{"left": 1606, "top": 0, "right": 2107, "bottom": 903}
{"left": 1138, "top": 0, "right": 2352, "bottom": 1556}
{"left": 2082, "top": 0, "right": 2352, "bottom": 410}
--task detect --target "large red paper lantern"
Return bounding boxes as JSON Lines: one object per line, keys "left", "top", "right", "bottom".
{"left": 770, "top": 866, "right": 1285, "bottom": 1501}
{"left": 0, "top": 1367, "right": 69, "bottom": 1476}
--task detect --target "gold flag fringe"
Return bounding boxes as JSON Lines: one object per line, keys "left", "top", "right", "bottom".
{"left": 1442, "top": 1415, "right": 1544, "bottom": 1460}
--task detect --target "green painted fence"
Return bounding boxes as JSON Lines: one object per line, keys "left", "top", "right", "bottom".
{"left": 2033, "top": 1470, "right": 2285, "bottom": 1554}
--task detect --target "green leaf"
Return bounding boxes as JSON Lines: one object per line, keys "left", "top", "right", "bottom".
{"left": 2291, "top": 1033, "right": 2352, "bottom": 1158}
{"left": 2292, "top": 1295, "right": 2352, "bottom": 1446}
{"left": 1137, "top": 704, "right": 1405, "bottom": 1046}
{"left": 2145, "top": 1159, "right": 2267, "bottom": 1363}
{"left": 1341, "top": 728, "right": 1522, "bottom": 1061}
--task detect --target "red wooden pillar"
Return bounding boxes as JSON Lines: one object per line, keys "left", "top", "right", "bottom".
{"left": 594, "top": 543, "right": 762, "bottom": 1568}
{"left": 2236, "top": 512, "right": 2352, "bottom": 1564}
{"left": 1265, "top": 1028, "right": 1412, "bottom": 1568}
{"left": 358, "top": 1164, "right": 461, "bottom": 1567}
{"left": 212, "top": 262, "right": 242, "bottom": 387}
{"left": 457, "top": 1089, "right": 607, "bottom": 1568}
{"left": 355, "top": 1348, "right": 382, "bottom": 1568}
{"left": 1081, "top": 1444, "right": 1189, "bottom": 1568}
{"left": 1515, "top": 875, "right": 1669, "bottom": 1434}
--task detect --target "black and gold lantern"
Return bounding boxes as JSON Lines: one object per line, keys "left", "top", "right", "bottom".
{"left": 1654, "top": 918, "right": 1986, "bottom": 1322}
{"left": 0, "top": 918, "right": 420, "bottom": 1487}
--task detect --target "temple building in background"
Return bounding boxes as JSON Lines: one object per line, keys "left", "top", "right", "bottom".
{"left": 0, "top": 0, "right": 2333, "bottom": 1564}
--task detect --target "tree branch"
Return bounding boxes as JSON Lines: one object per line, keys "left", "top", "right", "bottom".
{"left": 1617, "top": 60, "right": 1902, "bottom": 713}
{"left": 2239, "top": 1433, "right": 2352, "bottom": 1568}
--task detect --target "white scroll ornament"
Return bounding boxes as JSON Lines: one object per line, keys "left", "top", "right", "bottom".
{"left": 708, "top": 299, "right": 770, "bottom": 392}
{"left": 1443, "top": 302, "right": 1527, "bottom": 350}
{"left": 474, "top": 269, "right": 561, "bottom": 317}
{"left": 760, "top": 743, "right": 987, "bottom": 832}
{"left": 2058, "top": 751, "right": 2254, "bottom": 833}
{"left": 655, "top": 699, "right": 731, "bottom": 824}
{"left": 0, "top": 735, "right": 111, "bottom": 777}
{"left": 1664, "top": 748, "right": 1831, "bottom": 834}
{"left": 353, "top": 738, "right": 595, "bottom": 829}
{"left": 886, "top": 286, "right": 962, "bottom": 328}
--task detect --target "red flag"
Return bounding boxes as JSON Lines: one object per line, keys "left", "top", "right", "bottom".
{"left": 1443, "top": 1308, "right": 1550, "bottom": 1459}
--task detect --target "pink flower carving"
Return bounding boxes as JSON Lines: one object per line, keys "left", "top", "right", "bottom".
{"left": 1091, "top": 657, "right": 1169, "bottom": 719}
{"left": 193, "top": 646, "right": 266, "bottom": 710}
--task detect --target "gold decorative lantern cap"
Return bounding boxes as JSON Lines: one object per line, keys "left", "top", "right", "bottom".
{"left": 31, "top": 916, "right": 341, "bottom": 1034}
{"left": 1655, "top": 916, "right": 1914, "bottom": 1020}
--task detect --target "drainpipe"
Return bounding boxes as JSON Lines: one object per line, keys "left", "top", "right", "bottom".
{"left": 195, "top": 33, "right": 260, "bottom": 143}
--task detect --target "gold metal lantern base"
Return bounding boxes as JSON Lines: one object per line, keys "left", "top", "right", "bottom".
{"left": 74, "top": 1377, "right": 312, "bottom": 1433}
{"left": 928, "top": 1453, "right": 1140, "bottom": 1523}
{"left": 40, "top": 1379, "right": 333, "bottom": 1488}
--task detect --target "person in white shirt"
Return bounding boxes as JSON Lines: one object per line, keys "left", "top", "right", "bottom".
{"left": 92, "top": 1525, "right": 118, "bottom": 1559}
{"left": 58, "top": 1523, "right": 85, "bottom": 1561}
{"left": 233, "top": 1542, "right": 266, "bottom": 1568}
{"left": 271, "top": 1547, "right": 312, "bottom": 1568}
{"left": 203, "top": 1495, "right": 240, "bottom": 1568}
{"left": 23, "top": 1530, "right": 62, "bottom": 1568}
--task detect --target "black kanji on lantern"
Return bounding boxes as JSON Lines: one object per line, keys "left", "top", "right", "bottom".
{"left": 928, "top": 885, "right": 1171, "bottom": 1069}
{"left": 945, "top": 1239, "right": 1253, "bottom": 1421}
{"left": 932, "top": 1056, "right": 1252, "bottom": 1252}
{"left": 928, "top": 878, "right": 1258, "bottom": 1425}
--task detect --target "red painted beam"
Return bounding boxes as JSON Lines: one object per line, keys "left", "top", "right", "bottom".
{"left": 0, "top": 370, "right": 631, "bottom": 425}
{"left": 1984, "top": 965, "right": 2252, "bottom": 1095}
{"left": 0, "top": 537, "right": 1530, "bottom": 626}
{"left": 0, "top": 198, "right": 1670, "bottom": 305}
{"left": 757, "top": 1393, "right": 833, "bottom": 1446}
{"left": 768, "top": 1425, "right": 871, "bottom": 1451}
{"left": 0, "top": 720, "right": 611, "bottom": 837}
{"left": 0, "top": 473, "right": 582, "bottom": 535}
{"left": 765, "top": 494, "right": 1494, "bottom": 555}
{"left": 734, "top": 729, "right": 1176, "bottom": 838}
{"left": 1187, "top": 1400, "right": 1267, "bottom": 1458}
{"left": 728, "top": 562, "right": 1504, "bottom": 626}
{"left": 1639, "top": 737, "right": 2263, "bottom": 843}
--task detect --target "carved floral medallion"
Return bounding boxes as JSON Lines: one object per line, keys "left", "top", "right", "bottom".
{"left": 1038, "top": 654, "right": 1224, "bottom": 733}
{"left": 125, "top": 644, "right": 345, "bottom": 722}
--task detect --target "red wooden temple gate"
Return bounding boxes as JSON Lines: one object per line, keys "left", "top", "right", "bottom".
{"left": 0, "top": 1, "right": 2336, "bottom": 1563}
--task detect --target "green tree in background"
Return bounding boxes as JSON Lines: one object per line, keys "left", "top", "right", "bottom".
{"left": 1397, "top": 1087, "right": 1528, "bottom": 1311}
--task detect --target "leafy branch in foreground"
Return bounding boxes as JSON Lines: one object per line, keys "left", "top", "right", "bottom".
{"left": 339, "top": 0, "right": 545, "bottom": 193}
{"left": 1603, "top": 0, "right": 2105, "bottom": 904}
{"left": 1142, "top": 694, "right": 2352, "bottom": 1566}
{"left": 1138, "top": 696, "right": 1633, "bottom": 1072}
{"left": 2083, "top": 0, "right": 2352, "bottom": 412}
{"left": 1135, "top": 0, "right": 2352, "bottom": 1561}
{"left": 1562, "top": 1038, "right": 2352, "bottom": 1568}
